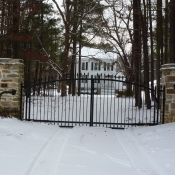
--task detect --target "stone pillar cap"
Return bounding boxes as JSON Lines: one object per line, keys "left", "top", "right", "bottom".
{"left": 161, "top": 63, "right": 175, "bottom": 70}
{"left": 0, "top": 58, "right": 23, "bottom": 64}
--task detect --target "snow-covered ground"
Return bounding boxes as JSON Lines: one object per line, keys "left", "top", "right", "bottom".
{"left": 0, "top": 117, "right": 175, "bottom": 175}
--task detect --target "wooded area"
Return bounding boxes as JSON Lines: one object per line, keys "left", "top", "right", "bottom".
{"left": 0, "top": 0, "right": 62, "bottom": 85}
{"left": 0, "top": 0, "right": 175, "bottom": 103}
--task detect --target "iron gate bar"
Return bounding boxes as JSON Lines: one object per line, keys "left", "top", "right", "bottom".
{"left": 157, "top": 86, "right": 160, "bottom": 124}
{"left": 153, "top": 86, "right": 157, "bottom": 124}
{"left": 90, "top": 78, "right": 94, "bottom": 126}
{"left": 20, "top": 83, "right": 23, "bottom": 120}
{"left": 21, "top": 76, "right": 165, "bottom": 128}
{"left": 162, "top": 86, "right": 165, "bottom": 124}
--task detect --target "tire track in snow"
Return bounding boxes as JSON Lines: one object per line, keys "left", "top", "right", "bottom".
{"left": 27, "top": 128, "right": 71, "bottom": 175}
{"left": 113, "top": 130, "right": 167, "bottom": 175}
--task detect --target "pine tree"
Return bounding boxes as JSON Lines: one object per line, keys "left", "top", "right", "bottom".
{"left": 0, "top": 0, "right": 62, "bottom": 84}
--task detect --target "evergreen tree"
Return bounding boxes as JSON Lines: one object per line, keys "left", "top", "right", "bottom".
{"left": 0, "top": 0, "right": 62, "bottom": 84}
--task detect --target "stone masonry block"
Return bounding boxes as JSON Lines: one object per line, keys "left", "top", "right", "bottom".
{"left": 8, "top": 83, "right": 18, "bottom": 88}
{"left": 171, "top": 109, "right": 175, "bottom": 115}
{"left": 171, "top": 70, "right": 175, "bottom": 75}
{"left": 165, "top": 99, "right": 172, "bottom": 103}
{"left": 161, "top": 77, "right": 165, "bottom": 84}
{"left": 1, "top": 78, "right": 13, "bottom": 82}
{"left": 166, "top": 95, "right": 172, "bottom": 100}
{"left": 2, "top": 65, "right": 11, "bottom": 70}
{"left": 171, "top": 103, "right": 175, "bottom": 109}
{"left": 166, "top": 89, "right": 175, "bottom": 94}
{"left": 13, "top": 78, "right": 20, "bottom": 83}
{"left": 165, "top": 104, "right": 169, "bottom": 112}
{"left": 11, "top": 101, "right": 20, "bottom": 107}
{"left": 164, "top": 115, "right": 171, "bottom": 123}
{"left": 1, "top": 101, "right": 12, "bottom": 107}
{"left": 7, "top": 74, "right": 19, "bottom": 78}
{"left": 12, "top": 98, "right": 20, "bottom": 102}
{"left": 12, "top": 65, "right": 20, "bottom": 70}
{"left": 162, "top": 70, "right": 171, "bottom": 76}
{"left": 9, "top": 59, "right": 24, "bottom": 64}
{"left": 166, "top": 82, "right": 175, "bottom": 88}
{"left": 2, "top": 70, "right": 10, "bottom": 74}
{"left": 165, "top": 76, "right": 175, "bottom": 82}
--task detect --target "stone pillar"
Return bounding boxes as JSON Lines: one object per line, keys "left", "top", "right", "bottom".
{"left": 0, "top": 58, "right": 24, "bottom": 118}
{"left": 161, "top": 63, "right": 175, "bottom": 123}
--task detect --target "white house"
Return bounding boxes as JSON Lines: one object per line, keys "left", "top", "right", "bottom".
{"left": 76, "top": 47, "right": 125, "bottom": 94}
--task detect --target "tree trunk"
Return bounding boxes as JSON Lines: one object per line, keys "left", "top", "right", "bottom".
{"left": 148, "top": 0, "right": 155, "bottom": 99}
{"left": 61, "top": 0, "right": 71, "bottom": 96}
{"left": 0, "top": 0, "right": 5, "bottom": 57}
{"left": 78, "top": 14, "right": 83, "bottom": 96}
{"left": 133, "top": 0, "right": 142, "bottom": 108}
{"left": 141, "top": 0, "right": 151, "bottom": 109}
{"left": 164, "top": 0, "right": 169, "bottom": 64}
{"left": 156, "top": 0, "right": 162, "bottom": 87}
{"left": 12, "top": 0, "right": 19, "bottom": 58}
{"left": 170, "top": 0, "right": 175, "bottom": 63}
{"left": 70, "top": 0, "right": 78, "bottom": 96}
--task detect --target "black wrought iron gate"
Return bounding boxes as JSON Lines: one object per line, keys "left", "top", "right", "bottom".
{"left": 20, "top": 76, "right": 165, "bottom": 128}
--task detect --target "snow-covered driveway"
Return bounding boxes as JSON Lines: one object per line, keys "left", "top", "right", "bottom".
{"left": 0, "top": 118, "right": 174, "bottom": 175}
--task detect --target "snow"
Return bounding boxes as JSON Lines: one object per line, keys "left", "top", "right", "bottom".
{"left": 80, "top": 47, "right": 117, "bottom": 61}
{"left": 25, "top": 91, "right": 159, "bottom": 127}
{"left": 0, "top": 117, "right": 175, "bottom": 175}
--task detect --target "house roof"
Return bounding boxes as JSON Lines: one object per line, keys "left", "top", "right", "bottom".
{"left": 79, "top": 47, "right": 117, "bottom": 62}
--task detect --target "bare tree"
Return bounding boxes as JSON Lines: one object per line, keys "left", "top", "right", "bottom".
{"left": 98, "top": 0, "right": 133, "bottom": 78}
{"left": 164, "top": 0, "right": 169, "bottom": 64}
{"left": 148, "top": 0, "right": 155, "bottom": 98}
{"left": 169, "top": 0, "right": 175, "bottom": 63}
{"left": 52, "top": 0, "right": 105, "bottom": 96}
{"left": 133, "top": 0, "right": 142, "bottom": 107}
{"left": 156, "top": 0, "right": 163, "bottom": 88}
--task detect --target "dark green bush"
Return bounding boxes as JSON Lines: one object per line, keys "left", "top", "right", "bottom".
{"left": 115, "top": 90, "right": 135, "bottom": 97}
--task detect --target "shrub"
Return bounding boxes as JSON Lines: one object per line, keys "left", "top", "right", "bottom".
{"left": 115, "top": 90, "right": 135, "bottom": 97}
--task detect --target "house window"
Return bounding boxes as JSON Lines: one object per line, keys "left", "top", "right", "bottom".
{"left": 91, "top": 62, "right": 93, "bottom": 70}
{"left": 107, "top": 65, "right": 110, "bottom": 71}
{"left": 82, "top": 62, "right": 85, "bottom": 70}
{"left": 104, "top": 63, "right": 106, "bottom": 71}
{"left": 111, "top": 65, "right": 113, "bottom": 71}
{"left": 94, "top": 63, "right": 98, "bottom": 70}
{"left": 86, "top": 62, "right": 88, "bottom": 70}
{"left": 99, "top": 63, "right": 101, "bottom": 70}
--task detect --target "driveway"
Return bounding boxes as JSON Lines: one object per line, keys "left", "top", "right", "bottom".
{"left": 27, "top": 127, "right": 167, "bottom": 175}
